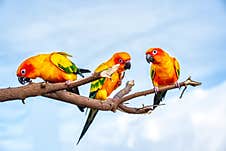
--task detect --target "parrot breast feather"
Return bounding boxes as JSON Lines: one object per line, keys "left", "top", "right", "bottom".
{"left": 50, "top": 52, "right": 78, "bottom": 74}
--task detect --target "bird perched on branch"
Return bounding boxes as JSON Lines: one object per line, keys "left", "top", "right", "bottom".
{"left": 16, "top": 51, "right": 91, "bottom": 112}
{"left": 145, "top": 48, "right": 180, "bottom": 109}
{"left": 77, "top": 52, "right": 131, "bottom": 144}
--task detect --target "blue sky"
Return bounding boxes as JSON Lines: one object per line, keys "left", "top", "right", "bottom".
{"left": 0, "top": 0, "right": 226, "bottom": 151}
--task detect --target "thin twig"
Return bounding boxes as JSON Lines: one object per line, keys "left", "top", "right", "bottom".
{"left": 118, "top": 76, "right": 201, "bottom": 114}
{"left": 119, "top": 76, "right": 201, "bottom": 104}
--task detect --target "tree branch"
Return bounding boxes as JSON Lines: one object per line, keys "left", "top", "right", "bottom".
{"left": 0, "top": 75, "right": 201, "bottom": 114}
{"left": 120, "top": 76, "right": 201, "bottom": 104}
{"left": 43, "top": 80, "right": 135, "bottom": 112}
{"left": 118, "top": 104, "right": 154, "bottom": 114}
{"left": 0, "top": 65, "right": 119, "bottom": 102}
{"left": 117, "top": 76, "right": 201, "bottom": 114}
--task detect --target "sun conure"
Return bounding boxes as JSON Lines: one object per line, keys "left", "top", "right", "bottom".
{"left": 77, "top": 52, "right": 131, "bottom": 144}
{"left": 16, "top": 51, "right": 91, "bottom": 112}
{"left": 145, "top": 48, "right": 180, "bottom": 109}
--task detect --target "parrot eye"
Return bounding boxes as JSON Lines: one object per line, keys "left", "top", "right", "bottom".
{"left": 21, "top": 69, "right": 26, "bottom": 75}
{"left": 152, "top": 50, "right": 158, "bottom": 55}
{"left": 118, "top": 58, "right": 124, "bottom": 64}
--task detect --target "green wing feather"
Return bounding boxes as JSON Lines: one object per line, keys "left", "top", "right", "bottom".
{"left": 89, "top": 63, "right": 109, "bottom": 98}
{"left": 89, "top": 77, "right": 105, "bottom": 98}
{"left": 50, "top": 52, "right": 78, "bottom": 74}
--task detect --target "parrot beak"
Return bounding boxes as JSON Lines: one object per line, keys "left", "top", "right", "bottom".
{"left": 146, "top": 54, "right": 154, "bottom": 64}
{"left": 124, "top": 61, "right": 131, "bottom": 70}
{"left": 18, "top": 76, "right": 31, "bottom": 85}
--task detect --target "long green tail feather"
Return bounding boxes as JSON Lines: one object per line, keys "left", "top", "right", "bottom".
{"left": 76, "top": 109, "right": 98, "bottom": 145}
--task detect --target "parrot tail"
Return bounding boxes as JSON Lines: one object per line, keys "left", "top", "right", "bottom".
{"left": 76, "top": 109, "right": 98, "bottom": 145}
{"left": 77, "top": 68, "right": 91, "bottom": 78}
{"left": 67, "top": 87, "right": 85, "bottom": 112}
{"left": 153, "top": 90, "right": 167, "bottom": 109}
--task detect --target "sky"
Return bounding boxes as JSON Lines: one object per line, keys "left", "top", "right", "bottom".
{"left": 0, "top": 0, "right": 226, "bottom": 151}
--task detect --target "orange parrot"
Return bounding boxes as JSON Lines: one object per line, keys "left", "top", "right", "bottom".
{"left": 16, "top": 52, "right": 91, "bottom": 111}
{"left": 77, "top": 52, "right": 131, "bottom": 144}
{"left": 145, "top": 48, "right": 180, "bottom": 109}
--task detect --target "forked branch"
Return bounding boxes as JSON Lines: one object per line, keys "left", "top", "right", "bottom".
{"left": 0, "top": 74, "right": 201, "bottom": 114}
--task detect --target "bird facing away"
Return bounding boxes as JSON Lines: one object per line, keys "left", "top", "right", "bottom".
{"left": 77, "top": 51, "right": 131, "bottom": 144}
{"left": 16, "top": 51, "right": 91, "bottom": 112}
{"left": 145, "top": 48, "right": 180, "bottom": 109}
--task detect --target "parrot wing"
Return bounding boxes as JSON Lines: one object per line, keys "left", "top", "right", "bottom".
{"left": 150, "top": 65, "right": 156, "bottom": 84}
{"left": 50, "top": 52, "right": 91, "bottom": 77}
{"left": 50, "top": 52, "right": 79, "bottom": 74}
{"left": 173, "top": 57, "right": 180, "bottom": 79}
{"left": 50, "top": 52, "right": 90, "bottom": 112}
{"left": 77, "top": 63, "right": 109, "bottom": 145}
{"left": 89, "top": 63, "right": 109, "bottom": 98}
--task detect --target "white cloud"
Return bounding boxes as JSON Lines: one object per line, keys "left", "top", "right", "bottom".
{"left": 1, "top": 0, "right": 226, "bottom": 151}
{"left": 143, "top": 81, "right": 226, "bottom": 150}
{"left": 58, "top": 81, "right": 226, "bottom": 151}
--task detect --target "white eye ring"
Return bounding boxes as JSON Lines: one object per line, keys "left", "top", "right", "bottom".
{"left": 118, "top": 59, "right": 123, "bottom": 63}
{"left": 21, "top": 69, "right": 26, "bottom": 75}
{"left": 152, "top": 50, "right": 157, "bottom": 55}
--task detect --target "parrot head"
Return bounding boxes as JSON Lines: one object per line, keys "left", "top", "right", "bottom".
{"left": 16, "top": 59, "right": 35, "bottom": 85}
{"left": 145, "top": 48, "right": 169, "bottom": 64}
{"left": 112, "top": 52, "right": 131, "bottom": 72}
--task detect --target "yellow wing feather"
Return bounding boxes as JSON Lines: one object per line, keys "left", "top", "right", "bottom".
{"left": 49, "top": 52, "right": 78, "bottom": 74}
{"left": 50, "top": 52, "right": 73, "bottom": 68}
{"left": 173, "top": 57, "right": 180, "bottom": 79}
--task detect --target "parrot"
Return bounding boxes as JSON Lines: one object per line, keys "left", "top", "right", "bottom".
{"left": 76, "top": 52, "right": 131, "bottom": 144}
{"left": 16, "top": 51, "right": 91, "bottom": 112}
{"left": 145, "top": 48, "right": 180, "bottom": 109}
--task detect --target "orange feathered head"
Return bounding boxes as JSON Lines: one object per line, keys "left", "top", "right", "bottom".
{"left": 145, "top": 48, "right": 169, "bottom": 64}
{"left": 111, "top": 52, "right": 131, "bottom": 72}
{"left": 16, "top": 58, "right": 36, "bottom": 85}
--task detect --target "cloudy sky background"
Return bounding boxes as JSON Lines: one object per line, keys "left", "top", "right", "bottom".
{"left": 0, "top": 0, "right": 226, "bottom": 151}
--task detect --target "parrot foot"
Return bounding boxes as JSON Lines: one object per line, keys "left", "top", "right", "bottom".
{"left": 147, "top": 110, "right": 153, "bottom": 114}
{"left": 116, "top": 80, "right": 122, "bottom": 87}
{"left": 154, "top": 86, "right": 159, "bottom": 94}
{"left": 65, "top": 80, "right": 72, "bottom": 86}
{"left": 41, "top": 82, "right": 47, "bottom": 88}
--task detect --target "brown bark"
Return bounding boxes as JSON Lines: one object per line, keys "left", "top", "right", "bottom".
{"left": 0, "top": 65, "right": 119, "bottom": 102}
{"left": 0, "top": 75, "right": 201, "bottom": 114}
